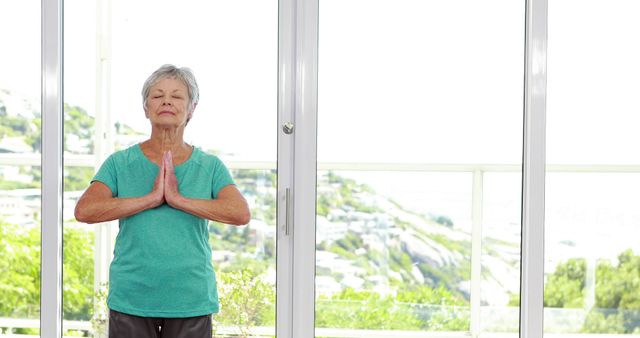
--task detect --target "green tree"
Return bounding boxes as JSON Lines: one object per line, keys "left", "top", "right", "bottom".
{"left": 0, "top": 220, "right": 95, "bottom": 321}
{"left": 214, "top": 269, "right": 275, "bottom": 337}
{"left": 544, "top": 258, "right": 585, "bottom": 308}
{"left": 62, "top": 224, "right": 94, "bottom": 320}
{"left": 0, "top": 115, "right": 30, "bottom": 138}
{"left": 583, "top": 250, "right": 640, "bottom": 333}
{"left": 65, "top": 167, "right": 95, "bottom": 192}
{"left": 397, "top": 285, "right": 469, "bottom": 331}
{"left": 0, "top": 221, "right": 40, "bottom": 318}
{"left": 598, "top": 250, "right": 640, "bottom": 309}
{"left": 316, "top": 286, "right": 469, "bottom": 331}
{"left": 539, "top": 251, "right": 640, "bottom": 333}
{"left": 582, "top": 310, "right": 625, "bottom": 333}
{"left": 316, "top": 288, "right": 423, "bottom": 330}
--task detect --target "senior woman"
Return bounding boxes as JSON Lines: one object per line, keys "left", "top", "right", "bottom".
{"left": 74, "top": 64, "right": 250, "bottom": 338}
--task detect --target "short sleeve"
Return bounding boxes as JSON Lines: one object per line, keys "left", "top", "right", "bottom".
{"left": 91, "top": 154, "right": 118, "bottom": 197}
{"left": 211, "top": 158, "right": 235, "bottom": 199}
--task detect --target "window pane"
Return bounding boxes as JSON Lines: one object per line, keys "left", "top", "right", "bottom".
{"left": 65, "top": 0, "right": 277, "bottom": 336}
{"left": 547, "top": 1, "right": 640, "bottom": 166}
{"left": 0, "top": 166, "right": 41, "bottom": 335}
{"left": 63, "top": 165, "right": 97, "bottom": 336}
{"left": 318, "top": 0, "right": 525, "bottom": 164}
{"left": 545, "top": 173, "right": 640, "bottom": 333}
{"left": 110, "top": 0, "right": 277, "bottom": 162}
{"left": 110, "top": 0, "right": 277, "bottom": 332}
{"left": 0, "top": 0, "right": 41, "bottom": 335}
{"left": 316, "top": 171, "right": 473, "bottom": 332}
{"left": 63, "top": 0, "right": 99, "bottom": 335}
{"left": 481, "top": 172, "right": 522, "bottom": 332}
{"left": 317, "top": 0, "right": 525, "bottom": 334}
{"left": 545, "top": 0, "right": 640, "bottom": 333}
{"left": 0, "top": 0, "right": 40, "bottom": 156}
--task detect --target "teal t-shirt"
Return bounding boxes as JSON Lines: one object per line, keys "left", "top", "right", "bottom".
{"left": 92, "top": 143, "right": 234, "bottom": 318}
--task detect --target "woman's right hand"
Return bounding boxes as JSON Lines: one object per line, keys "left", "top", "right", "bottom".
{"left": 75, "top": 151, "right": 170, "bottom": 224}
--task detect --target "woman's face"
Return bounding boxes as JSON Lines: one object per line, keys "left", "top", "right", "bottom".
{"left": 145, "top": 76, "right": 192, "bottom": 128}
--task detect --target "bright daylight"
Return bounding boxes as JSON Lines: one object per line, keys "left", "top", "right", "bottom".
{"left": 1, "top": 0, "right": 640, "bottom": 337}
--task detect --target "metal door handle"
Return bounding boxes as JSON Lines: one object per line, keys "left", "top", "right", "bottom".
{"left": 285, "top": 188, "right": 291, "bottom": 236}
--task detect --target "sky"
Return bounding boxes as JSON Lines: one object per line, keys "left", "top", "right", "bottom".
{"left": 2, "top": 0, "right": 640, "bottom": 164}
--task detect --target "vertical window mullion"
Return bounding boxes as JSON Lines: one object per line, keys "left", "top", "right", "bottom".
{"left": 291, "top": 0, "right": 319, "bottom": 336}
{"left": 41, "top": 0, "right": 64, "bottom": 336}
{"left": 277, "top": 0, "right": 297, "bottom": 336}
{"left": 520, "top": 0, "right": 548, "bottom": 337}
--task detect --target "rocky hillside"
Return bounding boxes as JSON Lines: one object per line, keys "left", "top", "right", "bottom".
{"left": 312, "top": 171, "right": 520, "bottom": 304}
{"left": 1, "top": 89, "right": 521, "bottom": 306}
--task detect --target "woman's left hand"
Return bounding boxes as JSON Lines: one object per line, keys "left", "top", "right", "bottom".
{"left": 160, "top": 150, "right": 250, "bottom": 225}
{"left": 163, "top": 151, "right": 184, "bottom": 208}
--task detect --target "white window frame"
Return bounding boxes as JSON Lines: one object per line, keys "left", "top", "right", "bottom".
{"left": 39, "top": 0, "right": 547, "bottom": 337}
{"left": 520, "top": 0, "right": 547, "bottom": 337}
{"left": 41, "top": 0, "right": 64, "bottom": 335}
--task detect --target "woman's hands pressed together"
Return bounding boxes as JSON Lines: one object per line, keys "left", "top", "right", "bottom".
{"left": 162, "top": 151, "right": 183, "bottom": 208}
{"left": 149, "top": 150, "right": 250, "bottom": 225}
{"left": 149, "top": 150, "right": 184, "bottom": 209}
{"left": 75, "top": 148, "right": 250, "bottom": 225}
{"left": 149, "top": 152, "right": 166, "bottom": 208}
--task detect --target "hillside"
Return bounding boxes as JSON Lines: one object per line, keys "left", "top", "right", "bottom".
{"left": 312, "top": 171, "right": 520, "bottom": 304}
{"left": 0, "top": 89, "right": 521, "bottom": 306}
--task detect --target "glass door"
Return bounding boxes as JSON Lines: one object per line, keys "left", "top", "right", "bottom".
{"left": 64, "top": 0, "right": 278, "bottom": 336}
{"left": 544, "top": 0, "right": 640, "bottom": 333}
{"left": 316, "top": 0, "right": 526, "bottom": 335}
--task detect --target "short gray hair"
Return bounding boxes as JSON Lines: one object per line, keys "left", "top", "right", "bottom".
{"left": 142, "top": 64, "right": 200, "bottom": 115}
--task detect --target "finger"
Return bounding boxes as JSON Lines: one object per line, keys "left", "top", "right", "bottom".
{"left": 164, "top": 152, "right": 176, "bottom": 196}
{"left": 164, "top": 151, "right": 175, "bottom": 177}
{"left": 160, "top": 151, "right": 167, "bottom": 172}
{"left": 157, "top": 155, "right": 165, "bottom": 189}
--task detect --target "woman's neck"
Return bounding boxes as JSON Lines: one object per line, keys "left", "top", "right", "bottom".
{"left": 145, "top": 126, "right": 190, "bottom": 156}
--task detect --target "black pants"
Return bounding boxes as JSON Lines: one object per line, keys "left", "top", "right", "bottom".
{"left": 108, "top": 309, "right": 212, "bottom": 338}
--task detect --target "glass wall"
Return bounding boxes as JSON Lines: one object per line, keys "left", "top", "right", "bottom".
{"left": 11, "top": 0, "right": 640, "bottom": 336}
{"left": 545, "top": 0, "right": 640, "bottom": 333}
{"left": 316, "top": 0, "right": 525, "bottom": 335}
{"left": 0, "top": 0, "right": 42, "bottom": 336}
{"left": 64, "top": 0, "right": 277, "bottom": 336}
